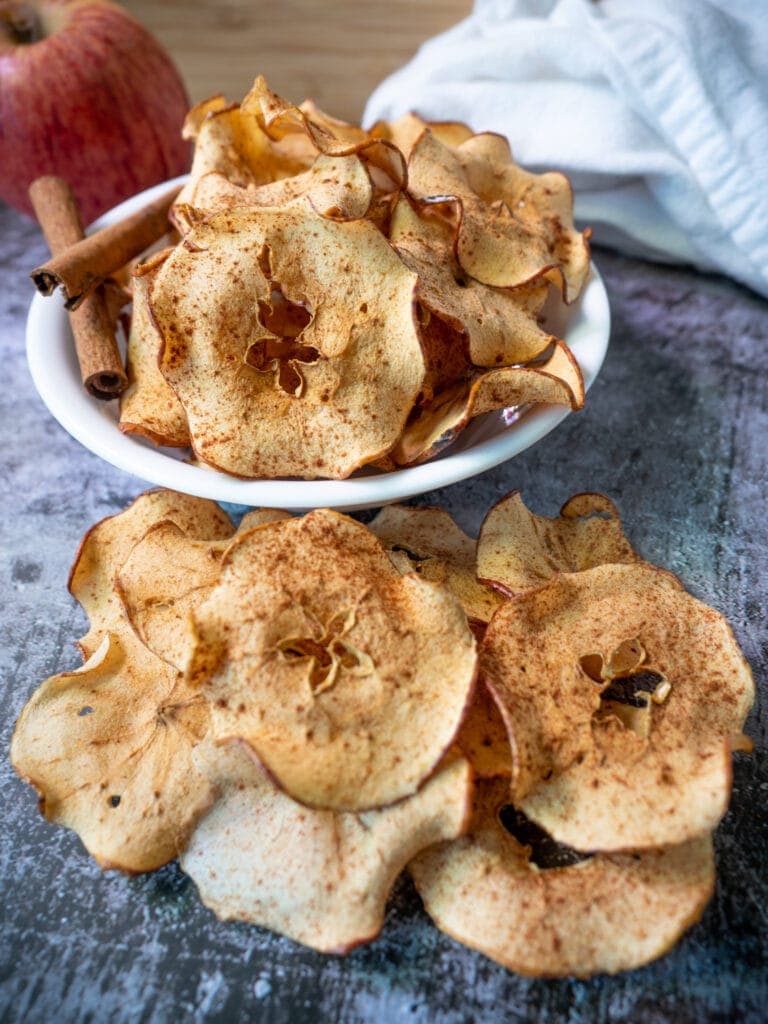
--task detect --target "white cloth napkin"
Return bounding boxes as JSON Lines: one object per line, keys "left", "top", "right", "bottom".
{"left": 364, "top": 0, "right": 768, "bottom": 298}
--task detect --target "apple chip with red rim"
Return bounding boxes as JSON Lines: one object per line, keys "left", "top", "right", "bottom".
{"left": 477, "top": 491, "right": 641, "bottom": 597}
{"left": 151, "top": 205, "right": 425, "bottom": 479}
{"left": 69, "top": 490, "right": 234, "bottom": 659}
{"left": 186, "top": 509, "right": 477, "bottom": 812}
{"left": 10, "top": 621, "right": 212, "bottom": 873}
{"left": 391, "top": 340, "right": 584, "bottom": 466}
{"left": 368, "top": 504, "right": 502, "bottom": 627}
{"left": 410, "top": 777, "right": 715, "bottom": 978}
{"left": 389, "top": 197, "right": 555, "bottom": 368}
{"left": 180, "top": 739, "right": 472, "bottom": 953}
{"left": 405, "top": 129, "right": 589, "bottom": 300}
{"left": 482, "top": 562, "right": 755, "bottom": 850}
{"left": 455, "top": 132, "right": 591, "bottom": 302}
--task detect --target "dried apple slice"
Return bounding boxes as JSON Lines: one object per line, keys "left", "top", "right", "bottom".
{"left": 410, "top": 778, "right": 715, "bottom": 977}
{"left": 180, "top": 739, "right": 472, "bottom": 953}
{"left": 10, "top": 621, "right": 212, "bottom": 873}
{"left": 482, "top": 563, "right": 755, "bottom": 850}
{"left": 152, "top": 205, "right": 425, "bottom": 479}
{"left": 453, "top": 683, "right": 512, "bottom": 779}
{"left": 187, "top": 509, "right": 477, "bottom": 812}
{"left": 368, "top": 504, "right": 502, "bottom": 626}
{"left": 173, "top": 100, "right": 313, "bottom": 220}
{"left": 456, "top": 132, "right": 590, "bottom": 302}
{"left": 243, "top": 77, "right": 407, "bottom": 193}
{"left": 115, "top": 522, "right": 228, "bottom": 673}
{"left": 477, "top": 491, "right": 641, "bottom": 597}
{"left": 115, "top": 510, "right": 292, "bottom": 672}
{"left": 390, "top": 197, "right": 554, "bottom": 367}
{"left": 406, "top": 129, "right": 588, "bottom": 301}
{"left": 392, "top": 340, "right": 584, "bottom": 466}
{"left": 182, "top": 149, "right": 374, "bottom": 222}
{"left": 70, "top": 491, "right": 234, "bottom": 659}
{"left": 119, "top": 258, "right": 190, "bottom": 447}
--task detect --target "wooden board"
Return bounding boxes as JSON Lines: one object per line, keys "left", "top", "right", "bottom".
{"left": 122, "top": 0, "right": 471, "bottom": 122}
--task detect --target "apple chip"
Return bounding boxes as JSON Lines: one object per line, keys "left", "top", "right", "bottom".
{"left": 10, "top": 621, "right": 212, "bottom": 873}
{"left": 244, "top": 76, "right": 367, "bottom": 154}
{"left": 456, "top": 133, "right": 590, "bottom": 302}
{"left": 392, "top": 340, "right": 584, "bottom": 466}
{"left": 174, "top": 101, "right": 313, "bottom": 215}
{"left": 243, "top": 78, "right": 407, "bottom": 194}
{"left": 152, "top": 205, "right": 425, "bottom": 479}
{"left": 115, "top": 522, "right": 228, "bottom": 672}
{"left": 371, "top": 114, "right": 473, "bottom": 162}
{"left": 368, "top": 504, "right": 502, "bottom": 625}
{"left": 69, "top": 491, "right": 234, "bottom": 658}
{"left": 390, "top": 197, "right": 554, "bottom": 367}
{"left": 115, "top": 510, "right": 292, "bottom": 672}
{"left": 477, "top": 491, "right": 641, "bottom": 597}
{"left": 237, "top": 508, "right": 292, "bottom": 530}
{"left": 406, "top": 130, "right": 588, "bottom": 301}
{"left": 181, "top": 739, "right": 472, "bottom": 953}
{"left": 119, "top": 260, "right": 190, "bottom": 447}
{"left": 453, "top": 683, "right": 513, "bottom": 779}
{"left": 181, "top": 150, "right": 374, "bottom": 222}
{"left": 410, "top": 778, "right": 714, "bottom": 977}
{"left": 187, "top": 509, "right": 477, "bottom": 811}
{"left": 482, "top": 563, "right": 755, "bottom": 850}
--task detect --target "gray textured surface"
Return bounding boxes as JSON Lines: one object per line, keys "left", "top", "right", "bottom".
{"left": 1, "top": 200, "right": 766, "bottom": 1024}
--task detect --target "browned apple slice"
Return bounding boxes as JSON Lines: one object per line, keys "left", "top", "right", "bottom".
{"left": 410, "top": 778, "right": 715, "bottom": 977}
{"left": 368, "top": 503, "right": 502, "bottom": 626}
{"left": 186, "top": 509, "right": 477, "bottom": 812}
{"left": 152, "top": 205, "right": 426, "bottom": 479}
{"left": 482, "top": 563, "right": 755, "bottom": 850}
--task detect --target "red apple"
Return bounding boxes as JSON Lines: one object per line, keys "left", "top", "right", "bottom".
{"left": 0, "top": 0, "right": 191, "bottom": 222}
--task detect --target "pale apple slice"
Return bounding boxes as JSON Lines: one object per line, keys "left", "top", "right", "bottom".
{"left": 410, "top": 778, "right": 715, "bottom": 977}
{"left": 181, "top": 149, "right": 374, "bottom": 222}
{"left": 10, "top": 621, "right": 212, "bottom": 873}
{"left": 405, "top": 129, "right": 589, "bottom": 302}
{"left": 368, "top": 503, "right": 502, "bottom": 626}
{"left": 69, "top": 490, "right": 234, "bottom": 659}
{"left": 186, "top": 509, "right": 477, "bottom": 812}
{"left": 453, "top": 681, "right": 512, "bottom": 779}
{"left": 180, "top": 739, "right": 472, "bottom": 953}
{"left": 477, "top": 491, "right": 641, "bottom": 597}
{"left": 456, "top": 132, "right": 591, "bottom": 302}
{"left": 390, "top": 196, "right": 555, "bottom": 368}
{"left": 482, "top": 563, "right": 755, "bottom": 850}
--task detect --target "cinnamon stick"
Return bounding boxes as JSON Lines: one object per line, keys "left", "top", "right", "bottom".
{"left": 29, "top": 176, "right": 128, "bottom": 399}
{"left": 30, "top": 184, "right": 180, "bottom": 310}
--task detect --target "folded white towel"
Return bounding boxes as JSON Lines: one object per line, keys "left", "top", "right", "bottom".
{"left": 364, "top": 0, "right": 768, "bottom": 298}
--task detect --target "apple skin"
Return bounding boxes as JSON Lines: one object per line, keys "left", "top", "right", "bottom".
{"left": 0, "top": 0, "right": 191, "bottom": 222}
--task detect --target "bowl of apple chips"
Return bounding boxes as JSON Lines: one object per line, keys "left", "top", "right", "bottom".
{"left": 26, "top": 76, "right": 608, "bottom": 509}
{"left": 12, "top": 488, "right": 753, "bottom": 975}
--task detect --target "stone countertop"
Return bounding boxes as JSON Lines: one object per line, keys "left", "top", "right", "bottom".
{"left": 1, "top": 201, "right": 766, "bottom": 1023}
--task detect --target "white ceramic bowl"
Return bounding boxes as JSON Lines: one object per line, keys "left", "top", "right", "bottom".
{"left": 26, "top": 177, "right": 610, "bottom": 511}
